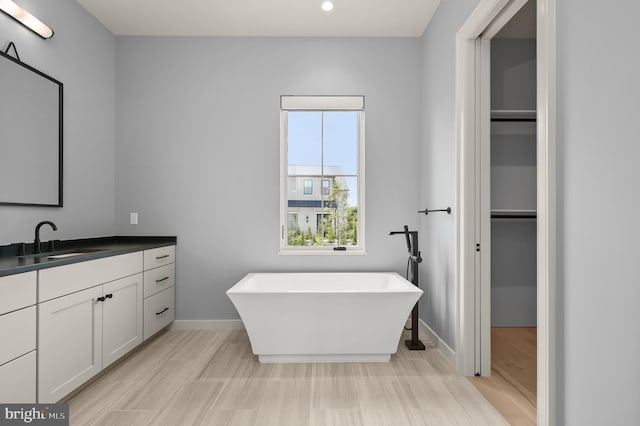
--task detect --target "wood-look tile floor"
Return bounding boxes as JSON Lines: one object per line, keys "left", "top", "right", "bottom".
{"left": 66, "top": 329, "right": 509, "bottom": 426}
{"left": 468, "top": 327, "right": 537, "bottom": 426}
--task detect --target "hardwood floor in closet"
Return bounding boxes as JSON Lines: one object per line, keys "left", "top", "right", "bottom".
{"left": 65, "top": 328, "right": 509, "bottom": 426}
{"left": 469, "top": 327, "right": 537, "bottom": 425}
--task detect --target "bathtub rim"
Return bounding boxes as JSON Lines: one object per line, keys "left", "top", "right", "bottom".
{"left": 226, "top": 271, "right": 423, "bottom": 295}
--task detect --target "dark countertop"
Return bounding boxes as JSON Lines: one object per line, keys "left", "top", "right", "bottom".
{"left": 0, "top": 236, "right": 177, "bottom": 278}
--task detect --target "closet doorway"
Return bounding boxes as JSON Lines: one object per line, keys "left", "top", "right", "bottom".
{"left": 476, "top": 1, "right": 538, "bottom": 420}
{"left": 454, "top": 0, "right": 556, "bottom": 424}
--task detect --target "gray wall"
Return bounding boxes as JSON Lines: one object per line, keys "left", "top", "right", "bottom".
{"left": 557, "top": 0, "right": 640, "bottom": 424}
{"left": 491, "top": 221, "right": 536, "bottom": 326}
{"left": 491, "top": 39, "right": 536, "bottom": 111}
{"left": 421, "top": 0, "right": 640, "bottom": 424}
{"left": 418, "top": 0, "right": 478, "bottom": 352}
{"left": 114, "top": 37, "right": 422, "bottom": 320}
{"left": 0, "top": 0, "right": 116, "bottom": 244}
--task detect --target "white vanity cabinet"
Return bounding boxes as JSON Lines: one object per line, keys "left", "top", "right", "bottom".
{"left": 37, "top": 252, "right": 143, "bottom": 403}
{"left": 143, "top": 246, "right": 176, "bottom": 340}
{"left": 0, "top": 271, "right": 37, "bottom": 403}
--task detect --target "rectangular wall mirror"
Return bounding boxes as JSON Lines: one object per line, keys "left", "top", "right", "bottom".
{"left": 0, "top": 49, "right": 63, "bottom": 207}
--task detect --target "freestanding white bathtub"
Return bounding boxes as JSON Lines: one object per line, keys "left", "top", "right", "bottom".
{"left": 226, "top": 272, "right": 423, "bottom": 363}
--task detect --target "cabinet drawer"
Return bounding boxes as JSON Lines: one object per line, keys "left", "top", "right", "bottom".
{"left": 0, "top": 351, "right": 36, "bottom": 403}
{"left": 0, "top": 306, "right": 36, "bottom": 365}
{"left": 0, "top": 271, "right": 36, "bottom": 315}
{"left": 144, "top": 286, "right": 175, "bottom": 340}
{"left": 144, "top": 264, "right": 175, "bottom": 298}
{"left": 143, "top": 246, "right": 175, "bottom": 271}
{"left": 39, "top": 251, "right": 143, "bottom": 302}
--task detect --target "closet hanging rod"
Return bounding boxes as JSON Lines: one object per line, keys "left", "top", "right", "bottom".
{"left": 490, "top": 118, "right": 536, "bottom": 122}
{"left": 491, "top": 214, "right": 537, "bottom": 219}
{"left": 418, "top": 207, "right": 451, "bottom": 215}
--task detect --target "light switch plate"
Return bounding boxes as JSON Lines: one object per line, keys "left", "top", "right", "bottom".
{"left": 130, "top": 212, "right": 139, "bottom": 225}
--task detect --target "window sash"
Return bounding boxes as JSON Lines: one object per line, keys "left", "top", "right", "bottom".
{"left": 280, "top": 96, "right": 365, "bottom": 254}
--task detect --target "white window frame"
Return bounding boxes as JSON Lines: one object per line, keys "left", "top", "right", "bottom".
{"left": 279, "top": 95, "right": 366, "bottom": 255}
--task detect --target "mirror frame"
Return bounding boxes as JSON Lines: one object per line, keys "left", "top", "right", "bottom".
{"left": 0, "top": 49, "right": 63, "bottom": 207}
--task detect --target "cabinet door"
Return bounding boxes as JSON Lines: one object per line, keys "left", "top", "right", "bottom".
{"left": 102, "top": 273, "right": 143, "bottom": 368}
{"left": 38, "top": 286, "right": 103, "bottom": 403}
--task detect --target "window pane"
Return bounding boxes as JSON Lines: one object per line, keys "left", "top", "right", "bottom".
{"left": 303, "top": 179, "right": 313, "bottom": 195}
{"left": 323, "top": 111, "right": 358, "bottom": 176}
{"left": 288, "top": 111, "right": 322, "bottom": 167}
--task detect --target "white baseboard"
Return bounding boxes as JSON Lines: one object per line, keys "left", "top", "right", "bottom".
{"left": 418, "top": 318, "right": 456, "bottom": 367}
{"left": 170, "top": 319, "right": 245, "bottom": 330}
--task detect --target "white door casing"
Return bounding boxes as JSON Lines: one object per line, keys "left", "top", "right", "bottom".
{"left": 454, "top": 0, "right": 556, "bottom": 425}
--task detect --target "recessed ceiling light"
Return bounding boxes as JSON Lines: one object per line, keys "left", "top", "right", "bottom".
{"left": 321, "top": 1, "right": 334, "bottom": 12}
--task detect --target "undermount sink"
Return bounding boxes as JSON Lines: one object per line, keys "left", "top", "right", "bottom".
{"left": 18, "top": 248, "right": 106, "bottom": 260}
{"left": 46, "top": 252, "right": 90, "bottom": 259}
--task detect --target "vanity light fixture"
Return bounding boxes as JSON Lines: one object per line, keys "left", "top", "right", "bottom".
{"left": 321, "top": 1, "right": 334, "bottom": 12}
{"left": 0, "top": 0, "right": 54, "bottom": 39}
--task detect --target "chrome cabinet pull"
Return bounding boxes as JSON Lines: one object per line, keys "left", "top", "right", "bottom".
{"left": 156, "top": 307, "right": 169, "bottom": 316}
{"left": 155, "top": 254, "right": 170, "bottom": 260}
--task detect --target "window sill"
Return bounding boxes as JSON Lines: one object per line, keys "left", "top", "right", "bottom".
{"left": 278, "top": 248, "right": 367, "bottom": 256}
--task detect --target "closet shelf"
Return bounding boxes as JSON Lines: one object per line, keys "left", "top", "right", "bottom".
{"left": 491, "top": 110, "right": 536, "bottom": 122}
{"left": 491, "top": 209, "right": 537, "bottom": 219}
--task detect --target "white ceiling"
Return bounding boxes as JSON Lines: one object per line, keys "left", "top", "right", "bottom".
{"left": 76, "top": 0, "right": 441, "bottom": 37}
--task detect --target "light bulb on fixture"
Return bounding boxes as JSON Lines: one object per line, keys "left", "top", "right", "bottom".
{"left": 321, "top": 1, "right": 334, "bottom": 12}
{"left": 0, "top": 0, "right": 54, "bottom": 39}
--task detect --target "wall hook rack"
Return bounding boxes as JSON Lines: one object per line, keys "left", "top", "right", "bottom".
{"left": 418, "top": 207, "right": 451, "bottom": 215}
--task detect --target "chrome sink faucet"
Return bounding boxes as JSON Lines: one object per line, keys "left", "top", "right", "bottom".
{"left": 34, "top": 221, "right": 57, "bottom": 254}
